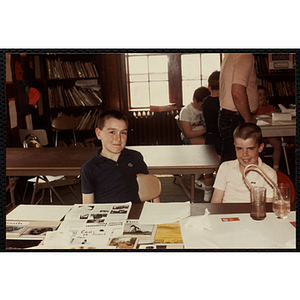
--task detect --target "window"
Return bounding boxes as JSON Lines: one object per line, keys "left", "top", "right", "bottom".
{"left": 125, "top": 53, "right": 169, "bottom": 109}
{"left": 125, "top": 53, "right": 222, "bottom": 109}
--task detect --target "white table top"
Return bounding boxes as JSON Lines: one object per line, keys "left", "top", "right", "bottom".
{"left": 180, "top": 210, "right": 296, "bottom": 249}
{"left": 256, "top": 116, "right": 296, "bottom": 137}
{"left": 128, "top": 144, "right": 219, "bottom": 174}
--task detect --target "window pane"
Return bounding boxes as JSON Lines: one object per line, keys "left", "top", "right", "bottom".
{"left": 149, "top": 73, "right": 168, "bottom": 81}
{"left": 130, "top": 74, "right": 148, "bottom": 82}
{"left": 130, "top": 82, "right": 149, "bottom": 108}
{"left": 150, "top": 82, "right": 169, "bottom": 106}
{"left": 201, "top": 54, "right": 221, "bottom": 85}
{"left": 148, "top": 55, "right": 168, "bottom": 73}
{"left": 182, "top": 80, "right": 201, "bottom": 106}
{"left": 128, "top": 56, "right": 148, "bottom": 74}
{"left": 181, "top": 54, "right": 200, "bottom": 79}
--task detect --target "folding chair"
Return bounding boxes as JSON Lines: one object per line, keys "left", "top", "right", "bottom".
{"left": 19, "top": 129, "right": 81, "bottom": 204}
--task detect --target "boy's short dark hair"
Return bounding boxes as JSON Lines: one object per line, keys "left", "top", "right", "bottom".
{"left": 257, "top": 85, "right": 267, "bottom": 91}
{"left": 233, "top": 123, "right": 263, "bottom": 146}
{"left": 193, "top": 87, "right": 210, "bottom": 103}
{"left": 96, "top": 109, "right": 128, "bottom": 130}
{"left": 208, "top": 71, "right": 220, "bottom": 90}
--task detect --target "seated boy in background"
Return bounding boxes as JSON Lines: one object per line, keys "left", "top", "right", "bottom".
{"left": 179, "top": 86, "right": 211, "bottom": 145}
{"left": 81, "top": 109, "right": 160, "bottom": 204}
{"left": 211, "top": 123, "right": 277, "bottom": 203}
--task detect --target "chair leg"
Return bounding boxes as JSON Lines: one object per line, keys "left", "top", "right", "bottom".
{"left": 40, "top": 176, "right": 65, "bottom": 204}
{"left": 49, "top": 189, "right": 53, "bottom": 203}
{"left": 281, "top": 137, "right": 290, "bottom": 175}
{"left": 73, "top": 129, "right": 77, "bottom": 147}
{"left": 55, "top": 130, "right": 58, "bottom": 147}
{"left": 35, "top": 189, "right": 46, "bottom": 205}
{"left": 22, "top": 181, "right": 29, "bottom": 202}
{"left": 48, "top": 185, "right": 66, "bottom": 205}
{"left": 31, "top": 177, "right": 40, "bottom": 204}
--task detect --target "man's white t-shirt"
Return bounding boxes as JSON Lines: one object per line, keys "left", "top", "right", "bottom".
{"left": 219, "top": 53, "right": 258, "bottom": 113}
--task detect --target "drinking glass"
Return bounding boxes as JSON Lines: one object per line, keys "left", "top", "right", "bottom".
{"left": 250, "top": 186, "right": 266, "bottom": 221}
{"left": 272, "top": 183, "right": 290, "bottom": 219}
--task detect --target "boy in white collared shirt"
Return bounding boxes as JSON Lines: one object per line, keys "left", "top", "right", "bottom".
{"left": 211, "top": 123, "right": 277, "bottom": 203}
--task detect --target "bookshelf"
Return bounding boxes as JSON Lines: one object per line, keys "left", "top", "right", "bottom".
{"left": 255, "top": 54, "right": 296, "bottom": 108}
{"left": 39, "top": 54, "right": 104, "bottom": 146}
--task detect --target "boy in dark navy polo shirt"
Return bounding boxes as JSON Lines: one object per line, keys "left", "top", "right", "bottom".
{"left": 81, "top": 110, "right": 160, "bottom": 204}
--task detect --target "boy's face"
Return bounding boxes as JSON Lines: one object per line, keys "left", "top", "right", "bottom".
{"left": 258, "top": 88, "right": 267, "bottom": 108}
{"left": 95, "top": 117, "right": 128, "bottom": 159}
{"left": 234, "top": 137, "right": 264, "bottom": 171}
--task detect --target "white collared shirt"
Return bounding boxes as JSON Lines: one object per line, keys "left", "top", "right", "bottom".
{"left": 213, "top": 158, "right": 277, "bottom": 203}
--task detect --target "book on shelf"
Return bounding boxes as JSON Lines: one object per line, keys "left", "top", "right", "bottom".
{"left": 70, "top": 86, "right": 86, "bottom": 106}
{"left": 77, "top": 110, "right": 92, "bottom": 131}
{"left": 46, "top": 58, "right": 99, "bottom": 80}
{"left": 83, "top": 110, "right": 97, "bottom": 130}
{"left": 76, "top": 109, "right": 101, "bottom": 131}
{"left": 66, "top": 88, "right": 79, "bottom": 107}
{"left": 48, "top": 85, "right": 102, "bottom": 109}
{"left": 258, "top": 78, "right": 295, "bottom": 99}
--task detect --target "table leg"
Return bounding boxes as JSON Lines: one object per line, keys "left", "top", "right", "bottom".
{"left": 174, "top": 175, "right": 191, "bottom": 200}
{"left": 190, "top": 174, "right": 195, "bottom": 203}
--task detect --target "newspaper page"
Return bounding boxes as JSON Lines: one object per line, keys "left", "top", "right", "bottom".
{"left": 42, "top": 202, "right": 132, "bottom": 249}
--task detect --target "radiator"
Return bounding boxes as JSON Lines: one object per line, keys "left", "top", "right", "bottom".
{"left": 127, "top": 109, "right": 182, "bottom": 145}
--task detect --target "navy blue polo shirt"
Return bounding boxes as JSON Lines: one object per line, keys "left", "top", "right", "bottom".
{"left": 81, "top": 148, "right": 148, "bottom": 204}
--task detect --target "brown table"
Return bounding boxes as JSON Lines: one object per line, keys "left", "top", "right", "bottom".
{"left": 6, "top": 145, "right": 219, "bottom": 203}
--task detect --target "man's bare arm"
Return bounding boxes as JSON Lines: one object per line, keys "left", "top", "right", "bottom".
{"left": 232, "top": 84, "right": 256, "bottom": 124}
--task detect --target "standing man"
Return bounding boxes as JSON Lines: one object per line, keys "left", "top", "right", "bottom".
{"left": 218, "top": 53, "right": 259, "bottom": 163}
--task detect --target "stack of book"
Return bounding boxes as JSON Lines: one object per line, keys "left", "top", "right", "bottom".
{"left": 48, "top": 86, "right": 103, "bottom": 109}
{"left": 46, "top": 58, "right": 99, "bottom": 80}
{"left": 76, "top": 109, "right": 101, "bottom": 131}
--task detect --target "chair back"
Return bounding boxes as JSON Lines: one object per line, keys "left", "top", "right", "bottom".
{"left": 276, "top": 171, "right": 295, "bottom": 202}
{"left": 137, "top": 173, "right": 162, "bottom": 202}
{"left": 51, "top": 115, "right": 77, "bottom": 147}
{"left": 19, "top": 129, "right": 48, "bottom": 147}
{"left": 175, "top": 114, "right": 190, "bottom": 145}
